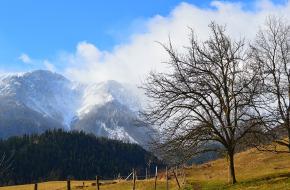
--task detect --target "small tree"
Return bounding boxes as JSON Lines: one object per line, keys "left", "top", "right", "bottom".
{"left": 251, "top": 16, "right": 290, "bottom": 152}
{"left": 142, "top": 22, "right": 263, "bottom": 184}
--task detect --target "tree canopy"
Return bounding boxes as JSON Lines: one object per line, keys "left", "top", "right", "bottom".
{"left": 142, "top": 22, "right": 264, "bottom": 184}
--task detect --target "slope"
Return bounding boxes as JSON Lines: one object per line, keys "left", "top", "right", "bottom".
{"left": 185, "top": 145, "right": 290, "bottom": 189}
{"left": 0, "top": 143, "right": 289, "bottom": 190}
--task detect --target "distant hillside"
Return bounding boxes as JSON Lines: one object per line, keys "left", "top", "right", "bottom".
{"left": 0, "top": 130, "right": 161, "bottom": 186}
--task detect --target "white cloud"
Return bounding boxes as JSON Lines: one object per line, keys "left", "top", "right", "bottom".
{"left": 43, "top": 60, "right": 56, "bottom": 72}
{"left": 17, "top": 53, "right": 57, "bottom": 72}
{"left": 63, "top": 0, "right": 290, "bottom": 85}
{"left": 18, "top": 53, "right": 32, "bottom": 64}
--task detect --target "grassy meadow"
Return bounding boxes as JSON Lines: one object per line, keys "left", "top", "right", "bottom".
{"left": 185, "top": 145, "right": 290, "bottom": 190}
{"left": 0, "top": 145, "right": 289, "bottom": 190}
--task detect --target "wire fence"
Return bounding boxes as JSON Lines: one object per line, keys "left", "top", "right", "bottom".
{"left": 0, "top": 166, "right": 187, "bottom": 190}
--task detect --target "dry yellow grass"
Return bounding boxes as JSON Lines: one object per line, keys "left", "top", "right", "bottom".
{"left": 188, "top": 149, "right": 290, "bottom": 181}
{"left": 185, "top": 145, "right": 290, "bottom": 189}
{"left": 0, "top": 181, "right": 99, "bottom": 190}
{"left": 0, "top": 145, "right": 289, "bottom": 190}
{"left": 0, "top": 179, "right": 180, "bottom": 190}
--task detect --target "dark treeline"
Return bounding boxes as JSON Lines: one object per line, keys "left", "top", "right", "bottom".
{"left": 0, "top": 129, "right": 161, "bottom": 186}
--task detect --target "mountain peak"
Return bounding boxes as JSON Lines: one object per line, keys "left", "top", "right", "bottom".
{"left": 23, "top": 70, "right": 68, "bottom": 82}
{"left": 101, "top": 80, "right": 122, "bottom": 87}
{"left": 0, "top": 70, "right": 148, "bottom": 145}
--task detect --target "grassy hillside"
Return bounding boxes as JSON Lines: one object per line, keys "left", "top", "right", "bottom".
{"left": 185, "top": 146, "right": 290, "bottom": 189}
{"left": 0, "top": 145, "right": 289, "bottom": 190}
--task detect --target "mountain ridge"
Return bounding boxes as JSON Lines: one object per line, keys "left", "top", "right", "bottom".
{"left": 0, "top": 70, "right": 151, "bottom": 145}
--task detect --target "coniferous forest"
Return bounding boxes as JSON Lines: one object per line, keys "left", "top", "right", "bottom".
{"left": 0, "top": 129, "right": 161, "bottom": 185}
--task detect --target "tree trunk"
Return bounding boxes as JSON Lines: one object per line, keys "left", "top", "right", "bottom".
{"left": 288, "top": 99, "right": 290, "bottom": 152}
{"left": 288, "top": 126, "right": 290, "bottom": 152}
{"left": 228, "top": 151, "right": 237, "bottom": 184}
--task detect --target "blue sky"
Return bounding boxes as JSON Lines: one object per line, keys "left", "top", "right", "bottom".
{"left": 0, "top": 0, "right": 287, "bottom": 73}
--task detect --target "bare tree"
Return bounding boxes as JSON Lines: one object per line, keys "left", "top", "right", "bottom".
{"left": 141, "top": 22, "right": 263, "bottom": 184}
{"left": 251, "top": 16, "right": 290, "bottom": 152}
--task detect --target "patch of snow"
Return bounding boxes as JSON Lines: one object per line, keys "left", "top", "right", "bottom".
{"left": 0, "top": 70, "right": 148, "bottom": 143}
{"left": 98, "top": 122, "right": 138, "bottom": 144}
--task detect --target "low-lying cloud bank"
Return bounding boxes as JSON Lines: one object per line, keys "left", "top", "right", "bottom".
{"left": 25, "top": 1, "right": 290, "bottom": 84}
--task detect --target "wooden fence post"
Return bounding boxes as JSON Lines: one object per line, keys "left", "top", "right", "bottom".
{"left": 34, "top": 183, "right": 38, "bottom": 190}
{"left": 118, "top": 173, "right": 121, "bottom": 181}
{"left": 96, "top": 176, "right": 100, "bottom": 190}
{"left": 132, "top": 169, "right": 136, "bottom": 190}
{"left": 136, "top": 170, "right": 138, "bottom": 181}
{"left": 154, "top": 166, "right": 158, "bottom": 190}
{"left": 67, "top": 179, "right": 71, "bottom": 190}
{"left": 173, "top": 170, "right": 180, "bottom": 189}
{"left": 182, "top": 165, "right": 186, "bottom": 185}
{"left": 166, "top": 167, "right": 169, "bottom": 190}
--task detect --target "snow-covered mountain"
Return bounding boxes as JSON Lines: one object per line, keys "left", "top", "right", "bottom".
{"left": 0, "top": 70, "right": 152, "bottom": 145}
